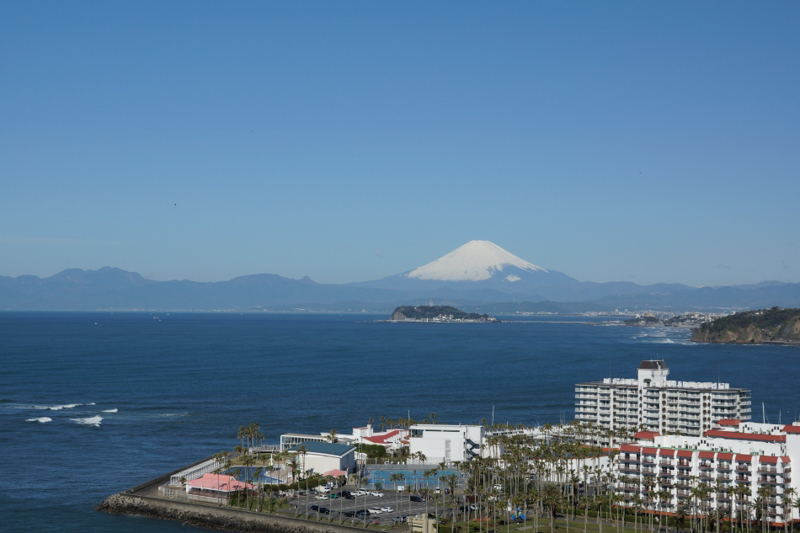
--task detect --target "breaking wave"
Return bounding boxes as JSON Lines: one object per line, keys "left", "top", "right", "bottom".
{"left": 26, "top": 417, "right": 53, "bottom": 423}
{"left": 71, "top": 416, "right": 102, "bottom": 427}
{"left": 101, "top": 408, "right": 118, "bottom": 413}
{"left": 37, "top": 403, "right": 82, "bottom": 411}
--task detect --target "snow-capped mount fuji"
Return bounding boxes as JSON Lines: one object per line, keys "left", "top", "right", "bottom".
{"left": 352, "top": 240, "right": 584, "bottom": 299}
{"left": 405, "top": 240, "right": 547, "bottom": 282}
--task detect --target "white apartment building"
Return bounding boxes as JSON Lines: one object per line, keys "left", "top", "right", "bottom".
{"left": 576, "top": 360, "right": 751, "bottom": 444}
{"left": 617, "top": 420, "right": 800, "bottom": 525}
{"left": 408, "top": 424, "right": 484, "bottom": 464}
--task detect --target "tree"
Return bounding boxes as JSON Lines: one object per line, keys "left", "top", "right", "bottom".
{"left": 543, "top": 484, "right": 563, "bottom": 533}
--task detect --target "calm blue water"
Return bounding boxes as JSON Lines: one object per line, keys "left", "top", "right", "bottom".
{"left": 1, "top": 312, "right": 798, "bottom": 532}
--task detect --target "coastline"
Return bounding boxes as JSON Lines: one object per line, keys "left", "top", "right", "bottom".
{"left": 98, "top": 492, "right": 368, "bottom": 533}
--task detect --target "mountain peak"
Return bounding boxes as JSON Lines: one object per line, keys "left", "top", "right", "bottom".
{"left": 405, "top": 240, "right": 547, "bottom": 282}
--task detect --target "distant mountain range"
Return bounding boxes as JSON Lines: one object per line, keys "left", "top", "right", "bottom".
{"left": 1, "top": 240, "right": 799, "bottom": 312}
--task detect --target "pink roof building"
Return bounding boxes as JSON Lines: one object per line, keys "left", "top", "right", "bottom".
{"left": 185, "top": 473, "right": 255, "bottom": 494}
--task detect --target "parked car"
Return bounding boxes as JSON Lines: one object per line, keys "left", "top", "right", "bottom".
{"left": 368, "top": 507, "right": 382, "bottom": 514}
{"left": 310, "top": 505, "right": 320, "bottom": 511}
{"left": 329, "top": 493, "right": 339, "bottom": 499}
{"left": 319, "top": 507, "right": 330, "bottom": 515}
{"left": 315, "top": 494, "right": 328, "bottom": 500}
{"left": 371, "top": 491, "right": 384, "bottom": 497}
{"left": 343, "top": 511, "right": 355, "bottom": 518}
{"left": 355, "top": 510, "right": 371, "bottom": 518}
{"left": 410, "top": 495, "right": 424, "bottom": 502}
{"left": 381, "top": 506, "right": 394, "bottom": 513}
{"left": 344, "top": 493, "right": 355, "bottom": 500}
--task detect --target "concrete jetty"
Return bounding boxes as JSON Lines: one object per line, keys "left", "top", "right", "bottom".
{"left": 97, "top": 457, "right": 370, "bottom": 533}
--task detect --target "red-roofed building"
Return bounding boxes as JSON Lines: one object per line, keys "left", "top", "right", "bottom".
{"left": 615, "top": 420, "right": 799, "bottom": 525}
{"left": 184, "top": 473, "right": 255, "bottom": 503}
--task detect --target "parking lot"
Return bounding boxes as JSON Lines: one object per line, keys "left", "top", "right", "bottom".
{"left": 290, "top": 489, "right": 453, "bottom": 526}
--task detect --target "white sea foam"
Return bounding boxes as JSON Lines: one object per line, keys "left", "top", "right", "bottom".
{"left": 26, "top": 417, "right": 53, "bottom": 423}
{"left": 102, "top": 408, "right": 118, "bottom": 413}
{"left": 71, "top": 416, "right": 102, "bottom": 427}
{"left": 39, "top": 403, "right": 82, "bottom": 411}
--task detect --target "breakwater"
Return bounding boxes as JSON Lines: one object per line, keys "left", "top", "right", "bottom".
{"left": 97, "top": 492, "right": 369, "bottom": 533}
{"left": 97, "top": 456, "right": 369, "bottom": 533}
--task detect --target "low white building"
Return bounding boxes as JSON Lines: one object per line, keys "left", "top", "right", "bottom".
{"left": 290, "top": 442, "right": 357, "bottom": 475}
{"left": 409, "top": 424, "right": 484, "bottom": 464}
{"left": 280, "top": 432, "right": 327, "bottom": 451}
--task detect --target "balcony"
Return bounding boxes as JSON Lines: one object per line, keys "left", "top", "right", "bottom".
{"left": 717, "top": 463, "right": 732, "bottom": 471}
{"left": 660, "top": 460, "right": 674, "bottom": 467}
{"left": 700, "top": 462, "right": 713, "bottom": 469}
{"left": 736, "top": 465, "right": 751, "bottom": 472}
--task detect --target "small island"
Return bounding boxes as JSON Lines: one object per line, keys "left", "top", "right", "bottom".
{"left": 690, "top": 307, "right": 800, "bottom": 344}
{"left": 389, "top": 305, "right": 498, "bottom": 323}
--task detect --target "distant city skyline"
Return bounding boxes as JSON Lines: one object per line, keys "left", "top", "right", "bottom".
{"left": 1, "top": 2, "right": 798, "bottom": 287}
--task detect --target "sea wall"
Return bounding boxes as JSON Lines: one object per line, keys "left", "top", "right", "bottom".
{"left": 98, "top": 492, "right": 369, "bottom": 533}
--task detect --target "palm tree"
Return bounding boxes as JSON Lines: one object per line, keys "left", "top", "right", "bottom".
{"left": 782, "top": 487, "right": 795, "bottom": 533}
{"left": 543, "top": 484, "right": 562, "bottom": 533}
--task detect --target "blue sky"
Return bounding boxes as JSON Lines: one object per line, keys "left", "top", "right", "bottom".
{"left": 1, "top": 1, "right": 798, "bottom": 286}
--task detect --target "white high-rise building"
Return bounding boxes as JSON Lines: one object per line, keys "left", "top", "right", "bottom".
{"left": 575, "top": 360, "right": 751, "bottom": 445}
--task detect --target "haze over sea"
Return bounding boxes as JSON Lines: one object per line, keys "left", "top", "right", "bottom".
{"left": 1, "top": 312, "right": 798, "bottom": 532}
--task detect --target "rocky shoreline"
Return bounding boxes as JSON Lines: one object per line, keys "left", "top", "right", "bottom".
{"left": 97, "top": 492, "right": 366, "bottom": 533}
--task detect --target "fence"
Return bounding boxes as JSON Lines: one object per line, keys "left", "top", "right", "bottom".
{"left": 170, "top": 457, "right": 222, "bottom": 486}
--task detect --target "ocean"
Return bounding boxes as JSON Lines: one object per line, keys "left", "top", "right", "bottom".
{"left": 1, "top": 312, "right": 798, "bottom": 532}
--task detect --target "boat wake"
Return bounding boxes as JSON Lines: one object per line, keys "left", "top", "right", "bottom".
{"left": 26, "top": 417, "right": 53, "bottom": 423}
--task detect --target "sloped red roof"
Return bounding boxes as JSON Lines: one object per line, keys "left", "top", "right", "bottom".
{"left": 620, "top": 444, "right": 641, "bottom": 453}
{"left": 634, "top": 431, "right": 661, "bottom": 439}
{"left": 783, "top": 425, "right": 800, "bottom": 434}
{"left": 717, "top": 453, "right": 733, "bottom": 461}
{"left": 736, "top": 454, "right": 752, "bottom": 462}
{"left": 781, "top": 456, "right": 791, "bottom": 463}
{"left": 659, "top": 449, "right": 675, "bottom": 457}
{"left": 717, "top": 419, "right": 741, "bottom": 427}
{"left": 677, "top": 450, "right": 694, "bottom": 458}
{"left": 364, "top": 430, "right": 402, "bottom": 444}
{"left": 759, "top": 456, "right": 779, "bottom": 463}
{"left": 642, "top": 447, "right": 657, "bottom": 455}
{"left": 699, "top": 451, "right": 715, "bottom": 459}
{"left": 704, "top": 429, "right": 786, "bottom": 443}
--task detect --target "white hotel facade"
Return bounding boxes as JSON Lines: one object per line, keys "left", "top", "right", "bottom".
{"left": 618, "top": 420, "right": 800, "bottom": 525}
{"left": 576, "top": 360, "right": 752, "bottom": 445}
